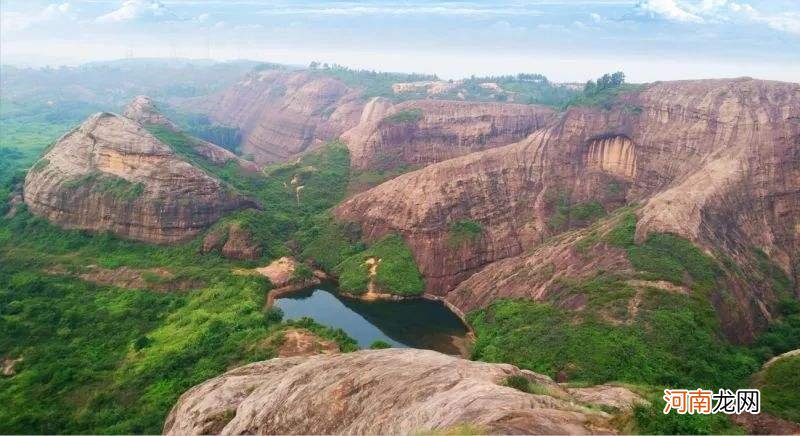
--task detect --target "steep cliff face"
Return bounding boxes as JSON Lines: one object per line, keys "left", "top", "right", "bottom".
{"left": 165, "top": 349, "right": 640, "bottom": 435}
{"left": 203, "top": 70, "right": 364, "bottom": 164}
{"left": 335, "top": 79, "right": 800, "bottom": 326}
{"left": 23, "top": 112, "right": 253, "bottom": 244}
{"left": 343, "top": 99, "right": 554, "bottom": 170}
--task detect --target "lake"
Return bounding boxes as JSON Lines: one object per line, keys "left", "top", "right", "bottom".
{"left": 273, "top": 284, "right": 470, "bottom": 355}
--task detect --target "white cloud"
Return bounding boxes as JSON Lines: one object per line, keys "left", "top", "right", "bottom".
{"left": 1, "top": 2, "right": 73, "bottom": 32}
{"left": 257, "top": 5, "right": 542, "bottom": 17}
{"left": 636, "top": 0, "right": 800, "bottom": 35}
{"left": 637, "top": 0, "right": 704, "bottom": 22}
{"left": 95, "top": 0, "right": 177, "bottom": 23}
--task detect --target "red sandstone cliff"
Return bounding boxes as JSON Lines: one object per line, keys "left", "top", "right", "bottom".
{"left": 202, "top": 70, "right": 364, "bottom": 164}
{"left": 343, "top": 98, "right": 554, "bottom": 170}
{"left": 23, "top": 111, "right": 255, "bottom": 244}
{"left": 334, "top": 78, "right": 800, "bottom": 338}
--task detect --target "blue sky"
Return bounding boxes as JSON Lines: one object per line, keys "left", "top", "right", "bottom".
{"left": 1, "top": 0, "right": 799, "bottom": 82}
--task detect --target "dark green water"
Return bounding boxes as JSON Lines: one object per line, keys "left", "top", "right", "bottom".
{"left": 274, "top": 284, "right": 469, "bottom": 355}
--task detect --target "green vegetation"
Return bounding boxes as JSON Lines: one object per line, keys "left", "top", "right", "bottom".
{"left": 471, "top": 210, "right": 800, "bottom": 431}
{"left": 439, "top": 73, "right": 579, "bottom": 107}
{"left": 93, "top": 176, "right": 145, "bottom": 201}
{"left": 308, "top": 64, "right": 580, "bottom": 107}
{"left": 336, "top": 234, "right": 425, "bottom": 296}
{"left": 369, "top": 340, "right": 392, "bottom": 349}
{"left": 546, "top": 191, "right": 607, "bottom": 231}
{"left": 309, "top": 62, "right": 437, "bottom": 98}
{"left": 633, "top": 397, "right": 745, "bottom": 435}
{"left": 290, "top": 263, "right": 314, "bottom": 283}
{"left": 383, "top": 108, "right": 423, "bottom": 124}
{"left": 349, "top": 164, "right": 422, "bottom": 190}
{"left": 60, "top": 173, "right": 145, "bottom": 202}
{"left": 0, "top": 253, "right": 356, "bottom": 433}
{"left": 759, "top": 355, "right": 800, "bottom": 422}
{"left": 470, "top": 211, "right": 763, "bottom": 386}
{"left": 563, "top": 72, "right": 646, "bottom": 110}
{"left": 159, "top": 110, "right": 242, "bottom": 153}
{"left": 148, "top": 125, "right": 353, "bottom": 260}
{"left": 296, "top": 214, "right": 364, "bottom": 272}
{"left": 469, "top": 295, "right": 757, "bottom": 388}
{"left": 446, "top": 219, "right": 483, "bottom": 247}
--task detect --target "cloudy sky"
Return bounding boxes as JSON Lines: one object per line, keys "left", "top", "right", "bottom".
{"left": 1, "top": 0, "right": 799, "bottom": 82}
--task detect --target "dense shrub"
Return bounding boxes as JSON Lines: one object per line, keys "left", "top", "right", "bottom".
{"left": 335, "top": 234, "right": 424, "bottom": 296}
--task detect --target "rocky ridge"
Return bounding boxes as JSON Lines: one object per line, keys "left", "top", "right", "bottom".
{"left": 23, "top": 108, "right": 255, "bottom": 244}
{"left": 201, "top": 70, "right": 364, "bottom": 164}
{"left": 343, "top": 98, "right": 554, "bottom": 170}
{"left": 164, "top": 348, "right": 643, "bottom": 435}
{"left": 334, "top": 78, "right": 800, "bottom": 338}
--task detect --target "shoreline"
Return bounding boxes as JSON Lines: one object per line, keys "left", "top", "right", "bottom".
{"left": 267, "top": 280, "right": 475, "bottom": 337}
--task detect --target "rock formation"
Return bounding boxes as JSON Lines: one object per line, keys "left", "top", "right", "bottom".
{"left": 334, "top": 78, "right": 800, "bottom": 337}
{"left": 23, "top": 112, "right": 254, "bottom": 244}
{"left": 123, "top": 96, "right": 259, "bottom": 172}
{"left": 201, "top": 70, "right": 364, "bottom": 164}
{"left": 201, "top": 222, "right": 262, "bottom": 260}
{"left": 343, "top": 99, "right": 554, "bottom": 170}
{"left": 165, "top": 349, "right": 636, "bottom": 435}
{"left": 123, "top": 95, "right": 178, "bottom": 129}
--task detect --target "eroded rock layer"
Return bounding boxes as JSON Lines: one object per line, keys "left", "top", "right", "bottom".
{"left": 202, "top": 70, "right": 364, "bottom": 164}
{"left": 164, "top": 349, "right": 624, "bottom": 435}
{"left": 343, "top": 99, "right": 554, "bottom": 170}
{"left": 335, "top": 79, "right": 800, "bottom": 325}
{"left": 24, "top": 112, "right": 252, "bottom": 243}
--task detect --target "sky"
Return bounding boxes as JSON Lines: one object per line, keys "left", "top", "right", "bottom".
{"left": 1, "top": 0, "right": 799, "bottom": 82}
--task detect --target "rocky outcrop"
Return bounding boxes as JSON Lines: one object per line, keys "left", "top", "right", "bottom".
{"left": 165, "top": 349, "right": 630, "bottom": 435}
{"left": 343, "top": 99, "right": 553, "bottom": 170}
{"left": 202, "top": 70, "right": 364, "bottom": 164}
{"left": 334, "top": 79, "right": 800, "bottom": 332}
{"left": 23, "top": 112, "right": 254, "bottom": 244}
{"left": 123, "top": 96, "right": 259, "bottom": 172}
{"left": 201, "top": 223, "right": 262, "bottom": 260}
{"left": 220, "top": 223, "right": 261, "bottom": 260}
{"left": 276, "top": 329, "right": 340, "bottom": 358}
{"left": 123, "top": 95, "right": 177, "bottom": 130}
{"left": 77, "top": 266, "right": 204, "bottom": 292}
{"left": 255, "top": 256, "right": 300, "bottom": 288}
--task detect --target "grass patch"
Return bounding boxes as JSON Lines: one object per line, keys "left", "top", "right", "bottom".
{"left": 383, "top": 108, "right": 423, "bottom": 124}
{"left": 759, "top": 355, "right": 800, "bottom": 422}
{"left": 546, "top": 191, "right": 606, "bottom": 232}
{"left": 446, "top": 219, "right": 483, "bottom": 247}
{"left": 633, "top": 397, "right": 745, "bottom": 434}
{"left": 335, "top": 234, "right": 424, "bottom": 296}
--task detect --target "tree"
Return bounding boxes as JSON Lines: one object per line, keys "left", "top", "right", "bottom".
{"left": 584, "top": 80, "right": 597, "bottom": 95}
{"left": 610, "top": 71, "right": 626, "bottom": 87}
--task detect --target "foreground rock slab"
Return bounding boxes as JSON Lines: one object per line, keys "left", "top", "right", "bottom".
{"left": 164, "top": 349, "right": 623, "bottom": 435}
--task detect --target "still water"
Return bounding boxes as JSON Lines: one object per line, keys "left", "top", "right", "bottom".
{"left": 274, "top": 284, "right": 469, "bottom": 355}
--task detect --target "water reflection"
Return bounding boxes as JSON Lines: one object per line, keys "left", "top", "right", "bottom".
{"left": 274, "top": 284, "right": 468, "bottom": 355}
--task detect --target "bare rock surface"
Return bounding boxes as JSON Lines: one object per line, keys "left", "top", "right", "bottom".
{"left": 343, "top": 99, "right": 553, "bottom": 170}
{"left": 565, "top": 385, "right": 648, "bottom": 411}
{"left": 123, "top": 95, "right": 259, "bottom": 171}
{"left": 201, "top": 70, "right": 364, "bottom": 164}
{"left": 78, "top": 265, "right": 203, "bottom": 292}
{"left": 220, "top": 223, "right": 262, "bottom": 260}
{"left": 23, "top": 112, "right": 253, "bottom": 243}
{"left": 123, "top": 95, "right": 178, "bottom": 130}
{"left": 276, "top": 329, "right": 340, "bottom": 357}
{"left": 164, "top": 348, "right": 623, "bottom": 435}
{"left": 256, "top": 256, "right": 299, "bottom": 288}
{"left": 334, "top": 78, "right": 800, "bottom": 339}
